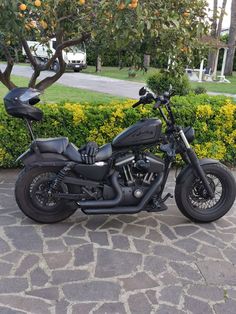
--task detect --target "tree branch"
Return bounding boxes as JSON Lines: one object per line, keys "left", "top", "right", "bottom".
{"left": 0, "top": 69, "right": 16, "bottom": 90}
{"left": 1, "top": 44, "right": 14, "bottom": 80}
{"left": 58, "top": 14, "right": 77, "bottom": 22}
{"left": 0, "top": 43, "right": 16, "bottom": 90}
{"left": 21, "top": 38, "right": 38, "bottom": 68}
{"left": 28, "top": 68, "right": 41, "bottom": 88}
{"left": 35, "top": 32, "right": 67, "bottom": 91}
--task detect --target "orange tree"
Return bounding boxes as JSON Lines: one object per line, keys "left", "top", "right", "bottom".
{"left": 0, "top": 0, "right": 209, "bottom": 91}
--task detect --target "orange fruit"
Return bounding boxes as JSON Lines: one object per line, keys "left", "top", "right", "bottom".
{"left": 129, "top": 0, "right": 138, "bottom": 9}
{"left": 40, "top": 20, "right": 48, "bottom": 29}
{"left": 79, "top": 0, "right": 85, "bottom": 5}
{"left": 183, "top": 10, "right": 190, "bottom": 17}
{"left": 118, "top": 2, "right": 125, "bottom": 10}
{"left": 19, "top": 3, "right": 27, "bottom": 11}
{"left": 34, "top": 0, "right": 42, "bottom": 7}
{"left": 181, "top": 47, "right": 188, "bottom": 53}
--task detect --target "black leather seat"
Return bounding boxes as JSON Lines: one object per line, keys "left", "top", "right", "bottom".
{"left": 35, "top": 137, "right": 69, "bottom": 154}
{"left": 64, "top": 143, "right": 82, "bottom": 162}
{"left": 35, "top": 138, "right": 112, "bottom": 163}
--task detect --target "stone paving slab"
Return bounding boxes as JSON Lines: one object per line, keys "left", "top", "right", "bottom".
{"left": 0, "top": 169, "right": 236, "bottom": 314}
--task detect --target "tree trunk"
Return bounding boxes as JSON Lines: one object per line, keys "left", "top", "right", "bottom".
{"left": 225, "top": 0, "right": 236, "bottom": 76}
{"left": 216, "top": 0, "right": 227, "bottom": 38}
{"left": 96, "top": 55, "right": 102, "bottom": 72}
{"left": 14, "top": 47, "right": 19, "bottom": 64}
{"left": 207, "top": 50, "right": 217, "bottom": 72}
{"left": 207, "top": 0, "right": 218, "bottom": 70}
{"left": 212, "top": 0, "right": 218, "bottom": 37}
{"left": 143, "top": 54, "right": 150, "bottom": 68}
{"left": 208, "top": 0, "right": 227, "bottom": 72}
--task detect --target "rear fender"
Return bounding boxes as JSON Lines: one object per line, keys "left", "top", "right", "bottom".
{"left": 176, "top": 158, "right": 219, "bottom": 185}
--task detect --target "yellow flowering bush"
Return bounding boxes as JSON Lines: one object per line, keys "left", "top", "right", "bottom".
{"left": 64, "top": 103, "right": 86, "bottom": 125}
{"left": 194, "top": 141, "right": 227, "bottom": 161}
{"left": 196, "top": 105, "right": 213, "bottom": 119}
{"left": 0, "top": 94, "right": 235, "bottom": 167}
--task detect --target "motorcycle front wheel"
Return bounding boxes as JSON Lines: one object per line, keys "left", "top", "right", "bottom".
{"left": 15, "top": 167, "right": 78, "bottom": 223}
{"left": 175, "top": 163, "right": 236, "bottom": 223}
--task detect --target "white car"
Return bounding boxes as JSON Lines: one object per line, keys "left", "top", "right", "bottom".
{"left": 22, "top": 38, "right": 87, "bottom": 72}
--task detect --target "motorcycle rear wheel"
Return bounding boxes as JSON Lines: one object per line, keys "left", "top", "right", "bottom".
{"left": 175, "top": 163, "right": 236, "bottom": 223}
{"left": 15, "top": 167, "right": 78, "bottom": 223}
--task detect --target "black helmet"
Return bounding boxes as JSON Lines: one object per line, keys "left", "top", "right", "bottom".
{"left": 4, "top": 87, "right": 43, "bottom": 121}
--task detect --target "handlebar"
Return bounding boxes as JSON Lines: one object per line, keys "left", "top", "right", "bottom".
{"left": 133, "top": 88, "right": 175, "bottom": 125}
{"left": 133, "top": 93, "right": 170, "bottom": 109}
{"left": 132, "top": 100, "right": 142, "bottom": 108}
{"left": 132, "top": 93, "right": 155, "bottom": 108}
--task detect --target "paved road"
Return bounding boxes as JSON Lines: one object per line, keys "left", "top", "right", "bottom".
{"left": 0, "top": 64, "right": 143, "bottom": 99}
{"left": 2, "top": 64, "right": 236, "bottom": 100}
{"left": 0, "top": 169, "right": 236, "bottom": 313}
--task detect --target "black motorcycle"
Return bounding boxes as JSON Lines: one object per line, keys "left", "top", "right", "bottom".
{"left": 3, "top": 87, "right": 236, "bottom": 223}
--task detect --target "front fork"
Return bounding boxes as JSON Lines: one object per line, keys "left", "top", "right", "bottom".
{"left": 179, "top": 130, "right": 214, "bottom": 198}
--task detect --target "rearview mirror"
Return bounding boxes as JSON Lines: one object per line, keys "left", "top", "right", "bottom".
{"left": 139, "top": 87, "right": 147, "bottom": 96}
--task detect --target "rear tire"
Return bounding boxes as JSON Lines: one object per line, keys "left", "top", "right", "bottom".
{"left": 15, "top": 167, "right": 78, "bottom": 223}
{"left": 175, "top": 163, "right": 236, "bottom": 223}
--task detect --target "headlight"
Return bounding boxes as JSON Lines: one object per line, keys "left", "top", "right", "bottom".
{"left": 183, "top": 126, "right": 195, "bottom": 143}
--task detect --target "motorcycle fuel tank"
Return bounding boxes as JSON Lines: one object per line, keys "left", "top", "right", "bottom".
{"left": 112, "top": 118, "right": 162, "bottom": 148}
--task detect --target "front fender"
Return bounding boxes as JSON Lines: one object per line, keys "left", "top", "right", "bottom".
{"left": 176, "top": 158, "right": 219, "bottom": 185}
{"left": 17, "top": 150, "right": 69, "bottom": 168}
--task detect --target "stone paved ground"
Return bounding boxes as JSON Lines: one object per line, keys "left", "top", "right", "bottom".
{"left": 0, "top": 169, "right": 236, "bottom": 314}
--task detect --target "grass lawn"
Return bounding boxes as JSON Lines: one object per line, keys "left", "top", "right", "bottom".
{"left": 84, "top": 65, "right": 236, "bottom": 95}
{"left": 0, "top": 75, "right": 126, "bottom": 104}
{"left": 190, "top": 78, "right": 236, "bottom": 94}
{"left": 83, "top": 65, "right": 156, "bottom": 82}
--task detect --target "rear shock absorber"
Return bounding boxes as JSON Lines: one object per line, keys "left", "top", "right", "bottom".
{"left": 50, "top": 162, "right": 75, "bottom": 191}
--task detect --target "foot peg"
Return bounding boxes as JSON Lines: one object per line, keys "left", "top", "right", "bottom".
{"left": 147, "top": 193, "right": 173, "bottom": 212}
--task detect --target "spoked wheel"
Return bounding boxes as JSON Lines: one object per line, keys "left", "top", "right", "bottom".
{"left": 175, "top": 163, "right": 236, "bottom": 223}
{"left": 15, "top": 167, "right": 78, "bottom": 223}
{"left": 30, "top": 172, "right": 66, "bottom": 211}
{"left": 189, "top": 174, "right": 222, "bottom": 210}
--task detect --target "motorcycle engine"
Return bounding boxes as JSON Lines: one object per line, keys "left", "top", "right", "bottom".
{"left": 103, "top": 153, "right": 165, "bottom": 205}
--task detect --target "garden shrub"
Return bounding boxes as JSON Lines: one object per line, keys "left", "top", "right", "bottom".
{"left": 0, "top": 95, "right": 235, "bottom": 168}
{"left": 193, "top": 86, "right": 207, "bottom": 95}
{"left": 147, "top": 71, "right": 191, "bottom": 96}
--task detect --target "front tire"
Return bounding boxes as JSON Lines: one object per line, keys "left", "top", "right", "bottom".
{"left": 175, "top": 163, "right": 236, "bottom": 223}
{"left": 52, "top": 61, "right": 60, "bottom": 72}
{"left": 15, "top": 167, "right": 78, "bottom": 223}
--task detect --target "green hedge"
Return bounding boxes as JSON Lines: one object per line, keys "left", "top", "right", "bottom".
{"left": 147, "top": 72, "right": 191, "bottom": 96}
{"left": 0, "top": 94, "right": 235, "bottom": 168}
